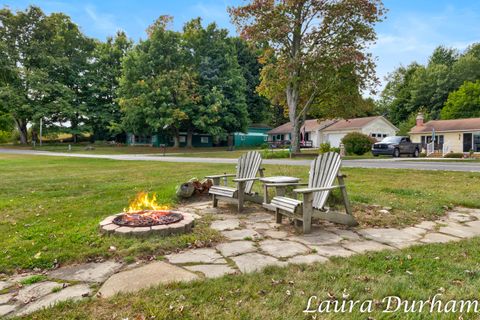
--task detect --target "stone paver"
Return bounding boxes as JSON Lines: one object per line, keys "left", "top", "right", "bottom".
{"left": 342, "top": 241, "right": 393, "bottom": 253}
{"left": 310, "top": 245, "right": 355, "bottom": 258}
{"left": 292, "top": 230, "right": 343, "bottom": 246}
{"left": 447, "top": 211, "right": 474, "bottom": 223}
{"left": 16, "top": 284, "right": 91, "bottom": 316}
{"left": 466, "top": 220, "right": 480, "bottom": 229}
{"left": 245, "top": 213, "right": 274, "bottom": 223}
{"left": 248, "top": 222, "right": 271, "bottom": 230}
{"left": 358, "top": 228, "right": 423, "bottom": 247}
{"left": 415, "top": 221, "right": 437, "bottom": 230}
{"left": 328, "top": 229, "right": 361, "bottom": 241}
{"left": 166, "top": 248, "right": 226, "bottom": 264}
{"left": 421, "top": 233, "right": 460, "bottom": 244}
{"left": 287, "top": 254, "right": 329, "bottom": 265}
{"left": 0, "top": 281, "right": 12, "bottom": 291}
{"left": 98, "top": 261, "right": 198, "bottom": 298}
{"left": 259, "top": 240, "right": 309, "bottom": 258}
{"left": 0, "top": 305, "right": 16, "bottom": 317}
{"left": 216, "top": 241, "right": 256, "bottom": 257}
{"left": 0, "top": 292, "right": 14, "bottom": 304}
{"left": 438, "top": 224, "right": 478, "bottom": 238}
{"left": 231, "top": 253, "right": 287, "bottom": 273}
{"left": 210, "top": 219, "right": 240, "bottom": 231}
{"left": 48, "top": 261, "right": 123, "bottom": 283}
{"left": 185, "top": 264, "right": 237, "bottom": 278}
{"left": 263, "top": 230, "right": 288, "bottom": 239}
{"left": 222, "top": 229, "right": 261, "bottom": 241}
{"left": 16, "top": 281, "right": 64, "bottom": 304}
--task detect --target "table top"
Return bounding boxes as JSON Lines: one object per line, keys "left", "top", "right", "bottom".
{"left": 259, "top": 176, "right": 301, "bottom": 183}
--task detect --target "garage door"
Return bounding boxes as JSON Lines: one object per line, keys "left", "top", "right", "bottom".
{"left": 327, "top": 133, "right": 346, "bottom": 148}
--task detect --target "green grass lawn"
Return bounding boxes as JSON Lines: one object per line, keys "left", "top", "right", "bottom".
{"left": 21, "top": 238, "right": 480, "bottom": 319}
{"left": 0, "top": 143, "right": 258, "bottom": 155}
{"left": 2, "top": 155, "right": 480, "bottom": 319}
{"left": 1, "top": 154, "right": 480, "bottom": 275}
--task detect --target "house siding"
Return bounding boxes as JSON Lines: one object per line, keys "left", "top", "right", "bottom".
{"left": 411, "top": 132, "right": 469, "bottom": 153}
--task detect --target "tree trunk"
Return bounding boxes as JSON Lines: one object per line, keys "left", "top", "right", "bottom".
{"left": 15, "top": 119, "right": 28, "bottom": 144}
{"left": 227, "top": 134, "right": 234, "bottom": 150}
{"left": 172, "top": 129, "right": 180, "bottom": 148}
{"left": 286, "top": 82, "right": 300, "bottom": 153}
{"left": 186, "top": 129, "right": 193, "bottom": 148}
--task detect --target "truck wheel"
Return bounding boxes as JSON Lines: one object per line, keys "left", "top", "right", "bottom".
{"left": 393, "top": 148, "right": 400, "bottom": 158}
{"left": 413, "top": 149, "right": 419, "bottom": 158}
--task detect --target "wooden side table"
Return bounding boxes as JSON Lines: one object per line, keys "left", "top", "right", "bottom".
{"left": 259, "top": 176, "right": 304, "bottom": 211}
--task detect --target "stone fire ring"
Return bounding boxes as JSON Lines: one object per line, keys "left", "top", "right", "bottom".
{"left": 99, "top": 211, "right": 195, "bottom": 237}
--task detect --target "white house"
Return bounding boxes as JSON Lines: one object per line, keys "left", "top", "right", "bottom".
{"left": 320, "top": 116, "right": 399, "bottom": 147}
{"left": 267, "top": 119, "right": 337, "bottom": 147}
{"left": 267, "top": 116, "right": 398, "bottom": 148}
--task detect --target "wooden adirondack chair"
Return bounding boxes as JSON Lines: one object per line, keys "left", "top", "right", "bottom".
{"left": 206, "top": 151, "right": 264, "bottom": 212}
{"left": 270, "top": 152, "right": 357, "bottom": 233}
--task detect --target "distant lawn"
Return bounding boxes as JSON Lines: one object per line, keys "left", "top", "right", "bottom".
{"left": 0, "top": 143, "right": 257, "bottom": 155}
{"left": 1, "top": 154, "right": 480, "bottom": 273}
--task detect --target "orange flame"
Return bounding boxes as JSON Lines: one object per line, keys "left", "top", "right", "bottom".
{"left": 124, "top": 192, "right": 169, "bottom": 213}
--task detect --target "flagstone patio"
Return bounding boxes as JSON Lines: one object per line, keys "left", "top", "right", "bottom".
{"left": 2, "top": 201, "right": 480, "bottom": 317}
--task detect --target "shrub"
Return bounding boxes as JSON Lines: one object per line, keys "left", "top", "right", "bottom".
{"left": 419, "top": 152, "right": 427, "bottom": 158}
{"left": 444, "top": 152, "right": 464, "bottom": 158}
{"left": 341, "top": 132, "right": 375, "bottom": 155}
{"left": 319, "top": 142, "right": 331, "bottom": 154}
{"left": 0, "top": 130, "right": 12, "bottom": 143}
{"left": 260, "top": 150, "right": 290, "bottom": 159}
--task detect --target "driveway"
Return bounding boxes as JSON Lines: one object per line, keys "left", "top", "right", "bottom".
{"left": 1, "top": 148, "right": 480, "bottom": 172}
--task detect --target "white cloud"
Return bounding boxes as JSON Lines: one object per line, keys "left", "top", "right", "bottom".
{"left": 84, "top": 4, "right": 119, "bottom": 35}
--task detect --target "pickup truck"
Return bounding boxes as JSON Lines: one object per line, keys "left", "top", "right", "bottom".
{"left": 371, "top": 136, "right": 421, "bottom": 157}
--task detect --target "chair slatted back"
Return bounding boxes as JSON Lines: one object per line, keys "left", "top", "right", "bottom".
{"left": 236, "top": 151, "right": 262, "bottom": 194}
{"left": 308, "top": 152, "right": 342, "bottom": 209}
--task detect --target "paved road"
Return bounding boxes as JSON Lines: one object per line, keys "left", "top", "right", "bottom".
{"left": 1, "top": 148, "right": 480, "bottom": 172}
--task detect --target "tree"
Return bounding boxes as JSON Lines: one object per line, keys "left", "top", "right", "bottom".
{"left": 232, "top": 38, "right": 270, "bottom": 124}
{"left": 86, "top": 31, "right": 132, "bottom": 141}
{"left": 0, "top": 6, "right": 48, "bottom": 143}
{"left": 183, "top": 19, "right": 249, "bottom": 145}
{"left": 441, "top": 80, "right": 480, "bottom": 119}
{"left": 119, "top": 16, "right": 198, "bottom": 148}
{"left": 230, "top": 0, "right": 385, "bottom": 152}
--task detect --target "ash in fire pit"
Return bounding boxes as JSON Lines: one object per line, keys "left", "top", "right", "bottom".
{"left": 113, "top": 210, "right": 184, "bottom": 227}
{"left": 99, "top": 192, "right": 195, "bottom": 236}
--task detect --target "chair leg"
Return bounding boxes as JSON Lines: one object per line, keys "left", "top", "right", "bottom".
{"left": 275, "top": 208, "right": 282, "bottom": 224}
{"left": 303, "top": 193, "right": 313, "bottom": 234}
{"left": 237, "top": 181, "right": 245, "bottom": 213}
{"left": 212, "top": 194, "right": 218, "bottom": 208}
{"left": 337, "top": 175, "right": 353, "bottom": 215}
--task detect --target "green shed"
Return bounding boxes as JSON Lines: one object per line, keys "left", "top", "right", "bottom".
{"left": 233, "top": 125, "right": 271, "bottom": 147}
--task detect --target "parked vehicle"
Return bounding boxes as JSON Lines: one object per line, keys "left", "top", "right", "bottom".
{"left": 371, "top": 136, "right": 421, "bottom": 157}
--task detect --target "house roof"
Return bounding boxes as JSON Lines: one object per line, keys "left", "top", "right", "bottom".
{"left": 321, "top": 116, "right": 387, "bottom": 132}
{"left": 267, "top": 119, "right": 337, "bottom": 135}
{"left": 410, "top": 117, "right": 480, "bottom": 134}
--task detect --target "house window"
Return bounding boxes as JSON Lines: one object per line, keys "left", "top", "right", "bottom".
{"left": 200, "top": 136, "right": 209, "bottom": 144}
{"left": 179, "top": 136, "right": 186, "bottom": 143}
{"left": 371, "top": 133, "right": 377, "bottom": 138}
{"left": 241, "top": 135, "right": 246, "bottom": 141}
{"left": 264, "top": 136, "right": 268, "bottom": 141}
{"left": 382, "top": 134, "right": 387, "bottom": 138}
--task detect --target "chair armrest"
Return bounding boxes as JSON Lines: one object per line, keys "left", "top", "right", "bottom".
{"left": 264, "top": 183, "right": 308, "bottom": 187}
{"left": 293, "top": 185, "right": 342, "bottom": 193}
{"left": 233, "top": 177, "right": 259, "bottom": 182}
{"left": 205, "top": 174, "right": 236, "bottom": 179}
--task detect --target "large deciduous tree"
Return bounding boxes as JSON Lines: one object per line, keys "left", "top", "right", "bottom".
{"left": 441, "top": 80, "right": 480, "bottom": 120}
{"left": 229, "top": 0, "right": 385, "bottom": 152}
{"left": 86, "top": 31, "right": 132, "bottom": 141}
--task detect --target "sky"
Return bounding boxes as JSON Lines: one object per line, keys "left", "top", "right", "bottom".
{"left": 2, "top": 0, "right": 480, "bottom": 92}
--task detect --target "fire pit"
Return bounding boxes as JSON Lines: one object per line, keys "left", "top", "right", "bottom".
{"left": 113, "top": 210, "right": 184, "bottom": 227}
{"left": 99, "top": 192, "right": 195, "bottom": 236}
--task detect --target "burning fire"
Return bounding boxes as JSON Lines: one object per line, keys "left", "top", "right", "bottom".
{"left": 124, "top": 192, "right": 169, "bottom": 214}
